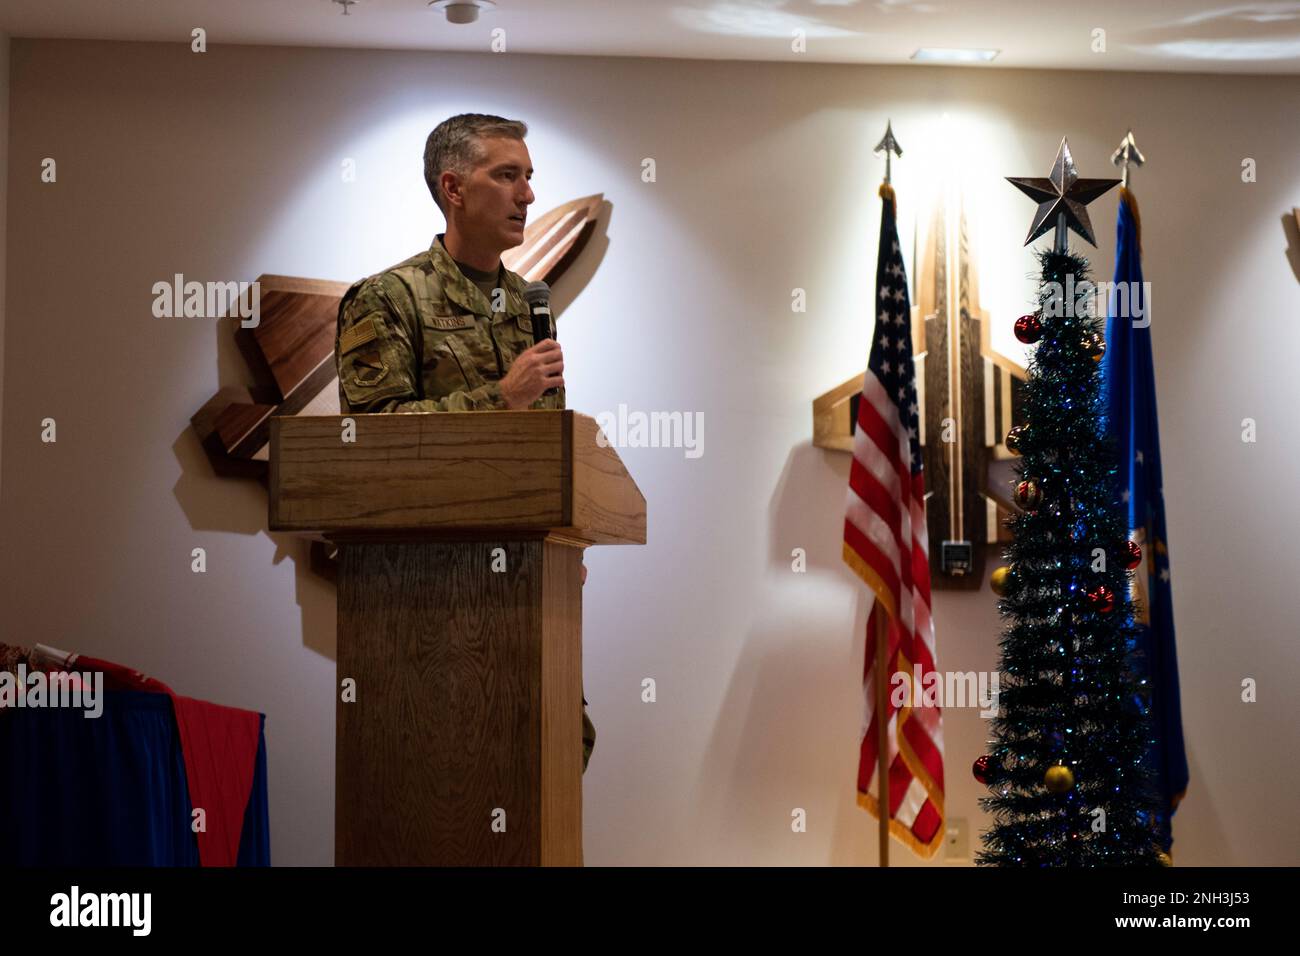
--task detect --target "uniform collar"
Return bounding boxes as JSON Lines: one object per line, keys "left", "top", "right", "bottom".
{"left": 429, "top": 234, "right": 528, "bottom": 320}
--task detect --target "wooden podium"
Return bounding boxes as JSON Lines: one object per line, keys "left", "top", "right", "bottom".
{"left": 268, "top": 410, "right": 646, "bottom": 866}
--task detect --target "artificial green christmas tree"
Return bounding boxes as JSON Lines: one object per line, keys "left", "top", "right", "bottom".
{"left": 976, "top": 138, "right": 1163, "bottom": 866}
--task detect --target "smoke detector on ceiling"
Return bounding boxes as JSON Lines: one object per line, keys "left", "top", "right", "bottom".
{"left": 429, "top": 0, "right": 498, "bottom": 24}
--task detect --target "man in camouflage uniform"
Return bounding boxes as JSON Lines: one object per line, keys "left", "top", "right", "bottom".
{"left": 335, "top": 113, "right": 596, "bottom": 773}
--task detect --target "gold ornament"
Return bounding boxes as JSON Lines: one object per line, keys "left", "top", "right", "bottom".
{"left": 1086, "top": 332, "right": 1106, "bottom": 362}
{"left": 991, "top": 566, "right": 1013, "bottom": 596}
{"left": 1044, "top": 764, "right": 1075, "bottom": 793}
{"left": 1157, "top": 850, "right": 1173, "bottom": 867}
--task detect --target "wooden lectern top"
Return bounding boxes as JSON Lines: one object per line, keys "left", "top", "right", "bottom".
{"left": 269, "top": 409, "right": 646, "bottom": 547}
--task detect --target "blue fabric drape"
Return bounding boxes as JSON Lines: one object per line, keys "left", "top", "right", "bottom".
{"left": 0, "top": 690, "right": 269, "bottom": 866}
{"left": 1100, "top": 193, "right": 1189, "bottom": 853}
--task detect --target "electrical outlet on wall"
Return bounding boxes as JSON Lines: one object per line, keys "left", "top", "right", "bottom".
{"left": 945, "top": 817, "right": 970, "bottom": 862}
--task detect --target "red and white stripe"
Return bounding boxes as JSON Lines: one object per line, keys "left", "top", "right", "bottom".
{"left": 844, "top": 372, "right": 945, "bottom": 857}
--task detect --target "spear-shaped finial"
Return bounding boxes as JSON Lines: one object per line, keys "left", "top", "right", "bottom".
{"left": 1110, "top": 129, "right": 1146, "bottom": 189}
{"left": 874, "top": 120, "right": 903, "bottom": 185}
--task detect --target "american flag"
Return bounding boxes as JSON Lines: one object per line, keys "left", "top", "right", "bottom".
{"left": 842, "top": 184, "right": 944, "bottom": 858}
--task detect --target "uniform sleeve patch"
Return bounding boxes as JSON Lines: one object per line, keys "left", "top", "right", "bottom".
{"left": 339, "top": 315, "right": 382, "bottom": 355}
{"left": 350, "top": 349, "right": 390, "bottom": 387}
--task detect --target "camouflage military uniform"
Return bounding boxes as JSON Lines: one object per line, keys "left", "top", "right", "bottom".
{"left": 336, "top": 234, "right": 596, "bottom": 772}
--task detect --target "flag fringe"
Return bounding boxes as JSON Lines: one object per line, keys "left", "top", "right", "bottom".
{"left": 1120, "top": 185, "right": 1142, "bottom": 256}
{"left": 857, "top": 790, "right": 944, "bottom": 859}
{"left": 842, "top": 543, "right": 898, "bottom": 619}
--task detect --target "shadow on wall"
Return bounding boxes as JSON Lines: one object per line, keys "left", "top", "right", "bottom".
{"left": 1284, "top": 209, "right": 1300, "bottom": 284}
{"left": 687, "top": 440, "right": 941, "bottom": 865}
{"left": 170, "top": 312, "right": 339, "bottom": 662}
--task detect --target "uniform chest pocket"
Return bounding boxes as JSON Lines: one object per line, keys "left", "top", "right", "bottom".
{"left": 495, "top": 313, "right": 540, "bottom": 366}
{"left": 514, "top": 312, "right": 547, "bottom": 342}
{"left": 422, "top": 314, "right": 498, "bottom": 393}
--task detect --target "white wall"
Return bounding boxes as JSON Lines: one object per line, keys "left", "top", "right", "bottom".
{"left": 2, "top": 39, "right": 1297, "bottom": 866}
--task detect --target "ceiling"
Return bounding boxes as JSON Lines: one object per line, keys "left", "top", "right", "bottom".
{"left": 2, "top": 0, "right": 1299, "bottom": 74}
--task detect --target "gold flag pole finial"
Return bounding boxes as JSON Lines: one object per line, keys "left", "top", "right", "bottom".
{"left": 1111, "top": 129, "right": 1146, "bottom": 190}
{"left": 874, "top": 120, "right": 903, "bottom": 205}
{"left": 1111, "top": 129, "right": 1146, "bottom": 249}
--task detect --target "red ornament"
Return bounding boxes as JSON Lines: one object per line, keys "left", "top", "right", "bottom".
{"left": 1015, "top": 479, "right": 1043, "bottom": 510}
{"left": 973, "top": 754, "right": 994, "bottom": 785}
{"left": 1087, "top": 585, "right": 1115, "bottom": 613}
{"left": 1014, "top": 312, "right": 1043, "bottom": 344}
{"left": 1124, "top": 539, "right": 1142, "bottom": 571}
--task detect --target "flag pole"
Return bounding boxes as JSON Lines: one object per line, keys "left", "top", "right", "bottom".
{"left": 870, "top": 120, "right": 903, "bottom": 869}
{"left": 875, "top": 608, "right": 890, "bottom": 867}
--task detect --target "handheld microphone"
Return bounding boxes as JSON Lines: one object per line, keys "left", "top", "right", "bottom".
{"left": 523, "top": 281, "right": 553, "bottom": 342}
{"left": 523, "top": 281, "right": 558, "bottom": 396}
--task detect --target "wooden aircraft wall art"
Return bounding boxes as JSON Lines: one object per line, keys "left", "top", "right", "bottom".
{"left": 191, "top": 193, "right": 607, "bottom": 581}
{"left": 814, "top": 193, "right": 1028, "bottom": 589}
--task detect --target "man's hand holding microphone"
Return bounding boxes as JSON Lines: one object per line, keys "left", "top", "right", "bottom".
{"left": 501, "top": 280, "right": 563, "bottom": 410}
{"left": 500, "top": 339, "right": 564, "bottom": 409}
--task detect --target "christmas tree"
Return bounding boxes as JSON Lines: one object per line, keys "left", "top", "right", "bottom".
{"left": 976, "top": 139, "right": 1163, "bottom": 866}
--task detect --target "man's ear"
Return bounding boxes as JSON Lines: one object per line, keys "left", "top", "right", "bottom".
{"left": 439, "top": 170, "right": 463, "bottom": 209}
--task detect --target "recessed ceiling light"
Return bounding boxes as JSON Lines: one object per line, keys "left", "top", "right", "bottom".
{"left": 911, "top": 48, "right": 1000, "bottom": 64}
{"left": 429, "top": 0, "right": 497, "bottom": 25}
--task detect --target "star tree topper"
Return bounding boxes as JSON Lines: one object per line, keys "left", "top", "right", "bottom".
{"left": 1007, "top": 137, "right": 1120, "bottom": 250}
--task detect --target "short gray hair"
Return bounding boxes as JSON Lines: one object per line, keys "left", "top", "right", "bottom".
{"left": 423, "top": 113, "right": 529, "bottom": 214}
